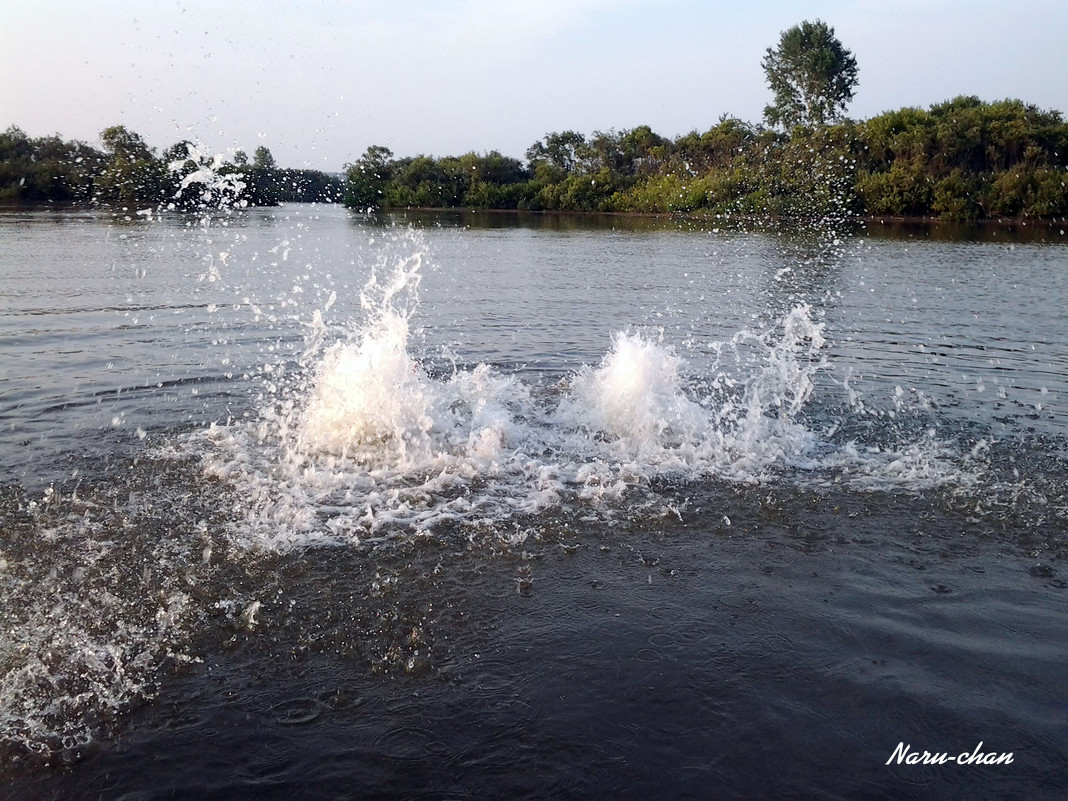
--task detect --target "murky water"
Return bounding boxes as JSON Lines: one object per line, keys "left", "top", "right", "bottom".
{"left": 1, "top": 205, "right": 1066, "bottom": 799}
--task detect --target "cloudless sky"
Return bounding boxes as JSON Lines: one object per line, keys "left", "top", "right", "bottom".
{"left": 3, "top": 0, "right": 1066, "bottom": 170}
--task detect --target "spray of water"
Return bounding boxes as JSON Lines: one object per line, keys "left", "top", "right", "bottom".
{"left": 167, "top": 142, "right": 249, "bottom": 211}
{"left": 567, "top": 331, "right": 706, "bottom": 454}
{"left": 189, "top": 234, "right": 966, "bottom": 552}
{"left": 0, "top": 470, "right": 244, "bottom": 766}
{"left": 297, "top": 254, "right": 435, "bottom": 463}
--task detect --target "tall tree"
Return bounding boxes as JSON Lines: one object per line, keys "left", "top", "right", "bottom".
{"left": 252, "top": 145, "right": 276, "bottom": 169}
{"left": 762, "top": 20, "right": 858, "bottom": 129}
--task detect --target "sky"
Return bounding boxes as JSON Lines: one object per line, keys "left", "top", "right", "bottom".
{"left": 3, "top": 0, "right": 1067, "bottom": 171}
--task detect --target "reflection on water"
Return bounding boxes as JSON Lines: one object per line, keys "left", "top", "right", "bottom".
{"left": 387, "top": 207, "right": 1068, "bottom": 243}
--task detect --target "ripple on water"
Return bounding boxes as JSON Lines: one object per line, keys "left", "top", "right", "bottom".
{"left": 269, "top": 697, "right": 324, "bottom": 726}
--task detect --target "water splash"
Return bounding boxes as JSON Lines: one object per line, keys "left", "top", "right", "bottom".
{"left": 188, "top": 235, "right": 968, "bottom": 552}
{"left": 167, "top": 142, "right": 248, "bottom": 211}
{"left": 0, "top": 226, "right": 996, "bottom": 762}
{"left": 298, "top": 254, "right": 434, "bottom": 463}
{"left": 0, "top": 469, "right": 245, "bottom": 766}
{"left": 567, "top": 331, "right": 706, "bottom": 454}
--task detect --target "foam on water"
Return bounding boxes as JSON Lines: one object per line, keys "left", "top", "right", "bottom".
{"left": 190, "top": 236, "right": 969, "bottom": 552}
{"left": 0, "top": 474, "right": 236, "bottom": 765}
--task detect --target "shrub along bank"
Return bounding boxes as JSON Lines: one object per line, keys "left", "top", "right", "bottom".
{"left": 342, "top": 97, "right": 1068, "bottom": 222}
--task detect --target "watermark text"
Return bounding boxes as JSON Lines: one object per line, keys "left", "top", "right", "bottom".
{"left": 887, "top": 741, "right": 1013, "bottom": 766}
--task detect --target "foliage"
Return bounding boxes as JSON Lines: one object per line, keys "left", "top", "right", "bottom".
{"left": 275, "top": 168, "right": 344, "bottom": 203}
{"left": 92, "top": 125, "right": 167, "bottom": 207}
{"left": 762, "top": 20, "right": 859, "bottom": 129}
{"left": 252, "top": 146, "right": 276, "bottom": 170}
{"left": 345, "top": 148, "right": 528, "bottom": 211}
{"left": 855, "top": 161, "right": 932, "bottom": 216}
{"left": 101, "top": 125, "right": 154, "bottom": 162}
{"left": 0, "top": 126, "right": 341, "bottom": 210}
{"left": 749, "top": 124, "right": 861, "bottom": 219}
{"left": 335, "top": 99, "right": 1067, "bottom": 221}
{"left": 526, "top": 131, "right": 586, "bottom": 175}
{"left": 4, "top": 93, "right": 1067, "bottom": 222}
{"left": 0, "top": 126, "right": 103, "bottom": 204}
{"left": 344, "top": 145, "right": 394, "bottom": 210}
{"left": 856, "top": 97, "right": 1068, "bottom": 219}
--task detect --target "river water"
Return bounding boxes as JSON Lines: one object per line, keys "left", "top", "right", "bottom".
{"left": 1, "top": 204, "right": 1065, "bottom": 799}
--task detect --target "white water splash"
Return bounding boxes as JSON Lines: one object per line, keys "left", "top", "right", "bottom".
{"left": 567, "top": 331, "right": 707, "bottom": 455}
{"left": 298, "top": 254, "right": 435, "bottom": 463}
{"left": 189, "top": 237, "right": 966, "bottom": 551}
{"left": 0, "top": 485, "right": 221, "bottom": 763}
{"left": 167, "top": 142, "right": 248, "bottom": 210}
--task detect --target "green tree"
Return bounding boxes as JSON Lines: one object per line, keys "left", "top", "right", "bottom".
{"left": 0, "top": 127, "right": 101, "bottom": 203}
{"left": 617, "top": 125, "right": 672, "bottom": 176}
{"left": 95, "top": 125, "right": 166, "bottom": 207}
{"left": 101, "top": 125, "right": 154, "bottom": 161}
{"left": 578, "top": 128, "right": 659, "bottom": 176}
{"left": 526, "top": 131, "right": 586, "bottom": 174}
{"left": 344, "top": 145, "right": 394, "bottom": 210}
{"left": 853, "top": 97, "right": 1068, "bottom": 219}
{"left": 673, "top": 117, "right": 755, "bottom": 174}
{"left": 252, "top": 145, "right": 276, "bottom": 170}
{"left": 762, "top": 20, "right": 858, "bottom": 129}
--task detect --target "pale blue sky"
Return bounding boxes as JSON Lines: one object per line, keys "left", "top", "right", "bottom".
{"left": 3, "top": 0, "right": 1066, "bottom": 170}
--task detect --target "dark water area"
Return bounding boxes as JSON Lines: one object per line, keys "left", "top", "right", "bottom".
{"left": 389, "top": 207, "right": 1068, "bottom": 243}
{"left": 1, "top": 205, "right": 1066, "bottom": 799}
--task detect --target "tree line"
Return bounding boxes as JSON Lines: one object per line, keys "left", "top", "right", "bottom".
{"left": 341, "top": 96, "right": 1068, "bottom": 221}
{"left": 0, "top": 124, "right": 342, "bottom": 209}
{"left": 4, "top": 104, "right": 1064, "bottom": 222}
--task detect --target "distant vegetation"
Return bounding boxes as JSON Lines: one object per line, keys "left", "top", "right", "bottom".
{"left": 341, "top": 97, "right": 1068, "bottom": 222}
{"left": 3, "top": 21, "right": 1067, "bottom": 221}
{"left": 0, "top": 124, "right": 342, "bottom": 209}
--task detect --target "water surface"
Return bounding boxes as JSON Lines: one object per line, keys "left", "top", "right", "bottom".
{"left": 1, "top": 205, "right": 1065, "bottom": 800}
